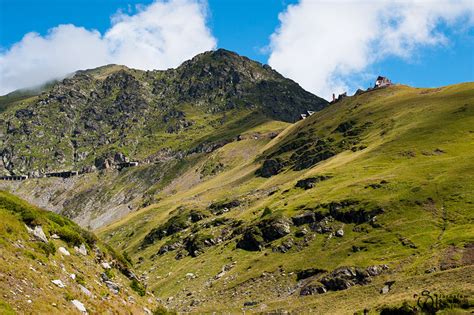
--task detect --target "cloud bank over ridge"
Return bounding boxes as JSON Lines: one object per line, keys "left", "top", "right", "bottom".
{"left": 268, "top": 0, "right": 474, "bottom": 99}
{"left": 0, "top": 0, "right": 216, "bottom": 95}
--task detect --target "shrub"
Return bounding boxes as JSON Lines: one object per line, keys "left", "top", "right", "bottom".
{"left": 104, "top": 269, "right": 114, "bottom": 280}
{"left": 153, "top": 305, "right": 176, "bottom": 315}
{"left": 54, "top": 226, "right": 84, "bottom": 246}
{"left": 75, "top": 274, "right": 86, "bottom": 286}
{"left": 36, "top": 241, "right": 56, "bottom": 256}
{"left": 261, "top": 207, "right": 272, "bottom": 218}
{"left": 130, "top": 279, "right": 146, "bottom": 296}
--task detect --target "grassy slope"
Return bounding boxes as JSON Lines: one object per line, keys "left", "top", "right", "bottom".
{"left": 98, "top": 83, "right": 474, "bottom": 313}
{"left": 0, "top": 190, "right": 162, "bottom": 314}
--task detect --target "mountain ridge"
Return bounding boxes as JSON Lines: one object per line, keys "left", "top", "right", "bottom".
{"left": 0, "top": 49, "right": 327, "bottom": 177}
{"left": 0, "top": 49, "right": 473, "bottom": 313}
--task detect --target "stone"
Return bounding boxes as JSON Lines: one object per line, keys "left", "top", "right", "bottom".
{"left": 259, "top": 217, "right": 292, "bottom": 242}
{"left": 105, "top": 281, "right": 120, "bottom": 294}
{"left": 380, "top": 281, "right": 395, "bottom": 294}
{"left": 74, "top": 244, "right": 88, "bottom": 256}
{"left": 243, "top": 301, "right": 258, "bottom": 307}
{"left": 380, "top": 285, "right": 390, "bottom": 294}
{"left": 292, "top": 212, "right": 317, "bottom": 226}
{"left": 26, "top": 225, "right": 48, "bottom": 243}
{"left": 296, "top": 268, "right": 326, "bottom": 281}
{"left": 335, "top": 228, "right": 344, "bottom": 237}
{"left": 255, "top": 159, "right": 284, "bottom": 178}
{"left": 236, "top": 227, "right": 264, "bottom": 251}
{"left": 100, "top": 272, "right": 110, "bottom": 282}
{"left": 186, "top": 273, "right": 196, "bottom": 279}
{"left": 51, "top": 234, "right": 60, "bottom": 239}
{"left": 79, "top": 285, "right": 92, "bottom": 297}
{"left": 51, "top": 279, "right": 66, "bottom": 288}
{"left": 300, "top": 284, "right": 327, "bottom": 296}
{"left": 71, "top": 300, "right": 87, "bottom": 314}
{"left": 366, "top": 265, "right": 381, "bottom": 276}
{"left": 295, "top": 228, "right": 308, "bottom": 237}
{"left": 58, "top": 247, "right": 70, "bottom": 256}
{"left": 70, "top": 274, "right": 76, "bottom": 280}
{"left": 101, "top": 262, "right": 111, "bottom": 269}
{"left": 295, "top": 176, "right": 331, "bottom": 190}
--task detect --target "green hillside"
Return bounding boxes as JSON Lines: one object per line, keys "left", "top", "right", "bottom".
{"left": 0, "top": 50, "right": 473, "bottom": 313}
{"left": 0, "top": 190, "right": 167, "bottom": 314}
{"left": 97, "top": 82, "right": 474, "bottom": 313}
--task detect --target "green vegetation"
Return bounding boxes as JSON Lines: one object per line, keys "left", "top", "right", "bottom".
{"left": 0, "top": 190, "right": 161, "bottom": 313}
{"left": 97, "top": 83, "right": 474, "bottom": 313}
{"left": 130, "top": 279, "right": 146, "bottom": 296}
{"left": 0, "top": 51, "right": 473, "bottom": 313}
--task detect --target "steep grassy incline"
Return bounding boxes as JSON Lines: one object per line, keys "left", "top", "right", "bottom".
{"left": 0, "top": 191, "right": 168, "bottom": 314}
{"left": 98, "top": 83, "right": 474, "bottom": 313}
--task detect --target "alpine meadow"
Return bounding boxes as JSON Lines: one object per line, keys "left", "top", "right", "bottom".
{"left": 0, "top": 1, "right": 473, "bottom": 314}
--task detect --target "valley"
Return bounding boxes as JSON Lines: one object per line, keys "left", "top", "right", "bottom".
{"left": 0, "top": 50, "right": 473, "bottom": 313}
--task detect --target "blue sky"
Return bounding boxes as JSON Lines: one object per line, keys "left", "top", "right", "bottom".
{"left": 0, "top": 0, "right": 473, "bottom": 98}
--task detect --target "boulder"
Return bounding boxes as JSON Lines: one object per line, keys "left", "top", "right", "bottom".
{"left": 74, "top": 243, "right": 88, "bottom": 256}
{"left": 259, "top": 217, "right": 292, "bottom": 242}
{"left": 255, "top": 159, "right": 284, "bottom": 178}
{"left": 58, "top": 247, "right": 71, "bottom": 256}
{"left": 71, "top": 300, "right": 87, "bottom": 314}
{"left": 100, "top": 272, "right": 110, "bottom": 282}
{"left": 296, "top": 268, "right": 326, "bottom": 281}
{"left": 52, "top": 279, "right": 66, "bottom": 288}
{"left": 236, "top": 227, "right": 265, "bottom": 251}
{"left": 300, "top": 284, "right": 327, "bottom": 296}
{"left": 79, "top": 285, "right": 92, "bottom": 297}
{"left": 295, "top": 175, "right": 331, "bottom": 190}
{"left": 26, "top": 225, "right": 48, "bottom": 243}
{"left": 101, "top": 262, "right": 111, "bottom": 269}
{"left": 335, "top": 228, "right": 344, "bottom": 237}
{"left": 292, "top": 212, "right": 317, "bottom": 226}
{"left": 105, "top": 280, "right": 120, "bottom": 294}
{"left": 272, "top": 238, "right": 294, "bottom": 253}
{"left": 380, "top": 281, "right": 395, "bottom": 294}
{"left": 295, "top": 228, "right": 308, "bottom": 237}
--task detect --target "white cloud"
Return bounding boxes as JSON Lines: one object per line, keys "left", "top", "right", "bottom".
{"left": 0, "top": 0, "right": 216, "bottom": 95}
{"left": 268, "top": 0, "right": 474, "bottom": 99}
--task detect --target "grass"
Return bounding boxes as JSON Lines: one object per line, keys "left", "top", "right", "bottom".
{"left": 95, "top": 82, "right": 474, "bottom": 313}
{"left": 0, "top": 190, "right": 161, "bottom": 314}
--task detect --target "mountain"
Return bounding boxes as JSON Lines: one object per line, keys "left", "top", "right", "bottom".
{"left": 0, "top": 49, "right": 473, "bottom": 313}
{"left": 0, "top": 49, "right": 327, "bottom": 176}
{"left": 98, "top": 82, "right": 473, "bottom": 313}
{"left": 0, "top": 190, "right": 169, "bottom": 314}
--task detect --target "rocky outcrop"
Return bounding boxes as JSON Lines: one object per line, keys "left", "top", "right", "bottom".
{"left": 295, "top": 175, "right": 332, "bottom": 190}
{"left": 299, "top": 265, "right": 389, "bottom": 296}
{"left": 237, "top": 217, "right": 292, "bottom": 251}
{"left": 255, "top": 159, "right": 286, "bottom": 178}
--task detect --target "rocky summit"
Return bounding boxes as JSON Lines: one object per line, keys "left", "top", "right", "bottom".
{"left": 0, "top": 50, "right": 473, "bottom": 314}
{"left": 0, "top": 49, "right": 327, "bottom": 176}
